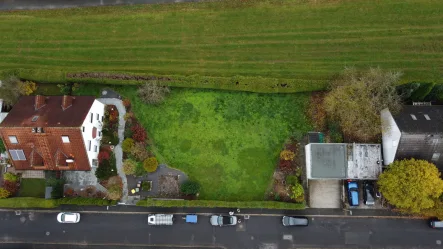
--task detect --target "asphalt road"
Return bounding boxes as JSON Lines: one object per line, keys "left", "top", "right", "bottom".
{"left": 0, "top": 0, "right": 197, "bottom": 10}
{"left": 0, "top": 210, "right": 442, "bottom": 249}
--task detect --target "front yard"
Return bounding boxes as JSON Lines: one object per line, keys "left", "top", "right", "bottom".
{"left": 18, "top": 178, "right": 46, "bottom": 198}
{"left": 120, "top": 87, "right": 312, "bottom": 201}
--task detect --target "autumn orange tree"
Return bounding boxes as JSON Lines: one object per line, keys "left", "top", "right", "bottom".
{"left": 378, "top": 159, "right": 443, "bottom": 213}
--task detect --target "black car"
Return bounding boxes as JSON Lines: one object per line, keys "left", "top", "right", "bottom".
{"left": 363, "top": 181, "right": 375, "bottom": 206}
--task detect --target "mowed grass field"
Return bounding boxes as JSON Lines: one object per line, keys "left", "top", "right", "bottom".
{"left": 112, "top": 87, "right": 312, "bottom": 201}
{"left": 0, "top": 0, "right": 442, "bottom": 87}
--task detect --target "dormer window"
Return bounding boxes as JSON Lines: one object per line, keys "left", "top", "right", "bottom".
{"left": 61, "top": 136, "right": 70, "bottom": 143}
{"left": 9, "top": 136, "right": 18, "bottom": 144}
{"left": 31, "top": 115, "right": 39, "bottom": 122}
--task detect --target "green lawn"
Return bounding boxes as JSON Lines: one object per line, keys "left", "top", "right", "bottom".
{"left": 19, "top": 179, "right": 46, "bottom": 198}
{"left": 0, "top": 0, "right": 442, "bottom": 91}
{"left": 118, "top": 87, "right": 312, "bottom": 201}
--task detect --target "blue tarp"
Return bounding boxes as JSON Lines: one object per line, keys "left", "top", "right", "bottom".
{"left": 186, "top": 215, "right": 197, "bottom": 223}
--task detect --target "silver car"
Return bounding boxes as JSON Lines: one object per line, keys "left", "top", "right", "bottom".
{"left": 57, "top": 212, "right": 80, "bottom": 223}
{"left": 282, "top": 216, "right": 309, "bottom": 226}
{"left": 210, "top": 215, "right": 237, "bottom": 226}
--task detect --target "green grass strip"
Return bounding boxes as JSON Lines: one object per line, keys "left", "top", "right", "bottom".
{"left": 137, "top": 199, "right": 305, "bottom": 210}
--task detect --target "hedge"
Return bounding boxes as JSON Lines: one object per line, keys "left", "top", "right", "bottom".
{"left": 0, "top": 197, "right": 116, "bottom": 209}
{"left": 1, "top": 69, "right": 328, "bottom": 93}
{"left": 136, "top": 199, "right": 305, "bottom": 210}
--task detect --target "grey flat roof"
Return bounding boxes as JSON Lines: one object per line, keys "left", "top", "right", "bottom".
{"left": 310, "top": 143, "right": 347, "bottom": 178}
{"left": 307, "top": 143, "right": 382, "bottom": 180}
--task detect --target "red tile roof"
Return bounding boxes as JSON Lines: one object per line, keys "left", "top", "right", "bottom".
{"left": 0, "top": 96, "right": 96, "bottom": 127}
{"left": 0, "top": 95, "right": 97, "bottom": 171}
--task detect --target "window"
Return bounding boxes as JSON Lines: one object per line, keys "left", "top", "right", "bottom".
{"left": 101, "top": 116, "right": 104, "bottom": 122}
{"left": 98, "top": 131, "right": 102, "bottom": 137}
{"left": 61, "top": 136, "right": 70, "bottom": 143}
{"left": 432, "top": 153, "right": 440, "bottom": 161}
{"left": 82, "top": 126, "right": 85, "bottom": 132}
{"left": 90, "top": 113, "right": 93, "bottom": 123}
{"left": 94, "top": 145, "right": 97, "bottom": 152}
{"left": 31, "top": 115, "right": 39, "bottom": 122}
{"left": 9, "top": 149, "right": 26, "bottom": 161}
{"left": 88, "top": 140, "right": 92, "bottom": 151}
{"left": 8, "top": 136, "right": 18, "bottom": 144}
{"left": 96, "top": 113, "right": 99, "bottom": 120}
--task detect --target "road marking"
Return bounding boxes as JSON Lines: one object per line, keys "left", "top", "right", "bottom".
{"left": 0, "top": 241, "right": 227, "bottom": 249}
{"left": 0, "top": 209, "right": 426, "bottom": 219}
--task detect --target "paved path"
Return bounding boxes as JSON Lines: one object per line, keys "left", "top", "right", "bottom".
{"left": 0, "top": 0, "right": 198, "bottom": 10}
{"left": 98, "top": 98, "right": 128, "bottom": 203}
{"left": 0, "top": 210, "right": 438, "bottom": 249}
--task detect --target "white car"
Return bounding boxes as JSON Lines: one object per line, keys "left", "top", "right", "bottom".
{"left": 210, "top": 215, "right": 237, "bottom": 226}
{"left": 57, "top": 212, "right": 80, "bottom": 223}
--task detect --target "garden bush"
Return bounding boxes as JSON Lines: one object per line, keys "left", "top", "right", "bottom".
{"left": 280, "top": 150, "right": 295, "bottom": 161}
{"left": 107, "top": 184, "right": 123, "bottom": 201}
{"left": 98, "top": 150, "right": 110, "bottom": 163}
{"left": 3, "top": 172, "right": 19, "bottom": 182}
{"left": 21, "top": 81, "right": 37, "bottom": 95}
{"left": 123, "top": 159, "right": 137, "bottom": 175}
{"left": 290, "top": 183, "right": 304, "bottom": 202}
{"left": 0, "top": 188, "right": 10, "bottom": 199}
{"left": 143, "top": 157, "right": 158, "bottom": 173}
{"left": 131, "top": 123, "right": 147, "bottom": 142}
{"left": 130, "top": 142, "right": 149, "bottom": 162}
{"left": 3, "top": 181, "right": 19, "bottom": 196}
{"left": 95, "top": 158, "right": 117, "bottom": 180}
{"left": 180, "top": 181, "right": 201, "bottom": 195}
{"left": 410, "top": 82, "right": 435, "bottom": 101}
{"left": 279, "top": 160, "right": 292, "bottom": 173}
{"left": 142, "top": 181, "right": 152, "bottom": 191}
{"left": 56, "top": 197, "right": 116, "bottom": 206}
{"left": 134, "top": 162, "right": 146, "bottom": 177}
{"left": 285, "top": 175, "right": 298, "bottom": 186}
{"left": 47, "top": 178, "right": 66, "bottom": 199}
{"left": 137, "top": 199, "right": 305, "bottom": 210}
{"left": 138, "top": 81, "right": 171, "bottom": 105}
{"left": 122, "top": 138, "right": 135, "bottom": 153}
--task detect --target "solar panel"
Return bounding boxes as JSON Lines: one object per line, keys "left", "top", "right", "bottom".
{"left": 17, "top": 150, "right": 26, "bottom": 160}
{"left": 9, "top": 150, "right": 18, "bottom": 160}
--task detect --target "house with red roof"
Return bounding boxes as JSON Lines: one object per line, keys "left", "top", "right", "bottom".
{"left": 0, "top": 95, "right": 105, "bottom": 171}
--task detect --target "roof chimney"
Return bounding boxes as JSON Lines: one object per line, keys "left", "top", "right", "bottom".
{"left": 35, "top": 95, "right": 46, "bottom": 110}
{"left": 61, "top": 95, "right": 73, "bottom": 110}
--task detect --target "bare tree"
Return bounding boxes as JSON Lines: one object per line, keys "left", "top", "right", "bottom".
{"left": 325, "top": 67, "right": 402, "bottom": 142}
{"left": 138, "top": 81, "right": 171, "bottom": 105}
{"left": 0, "top": 76, "right": 24, "bottom": 106}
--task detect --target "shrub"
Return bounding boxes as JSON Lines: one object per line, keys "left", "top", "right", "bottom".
{"left": 280, "top": 150, "right": 295, "bottom": 161}
{"left": 57, "top": 83, "right": 72, "bottom": 95}
{"left": 95, "top": 158, "right": 117, "bottom": 181}
{"left": 123, "top": 99, "right": 131, "bottom": 109}
{"left": 279, "top": 159, "right": 292, "bottom": 172}
{"left": 0, "top": 139, "right": 5, "bottom": 153}
{"left": 130, "top": 142, "right": 150, "bottom": 161}
{"left": 107, "top": 185, "right": 123, "bottom": 201}
{"left": 21, "top": 81, "right": 38, "bottom": 95}
{"left": 3, "top": 172, "right": 19, "bottom": 182}
{"left": 47, "top": 178, "right": 65, "bottom": 199}
{"left": 131, "top": 124, "right": 147, "bottom": 142}
{"left": 56, "top": 197, "right": 116, "bottom": 206}
{"left": 123, "top": 159, "right": 137, "bottom": 175}
{"left": 142, "top": 181, "right": 152, "bottom": 191}
{"left": 410, "top": 82, "right": 436, "bottom": 101}
{"left": 122, "top": 138, "right": 135, "bottom": 153}
{"left": 138, "top": 81, "right": 171, "bottom": 105}
{"left": 285, "top": 175, "right": 298, "bottom": 186}
{"left": 290, "top": 183, "right": 304, "bottom": 201}
{"left": 124, "top": 112, "right": 134, "bottom": 122}
{"left": 134, "top": 162, "right": 146, "bottom": 177}
{"left": 143, "top": 157, "right": 158, "bottom": 173}
{"left": 0, "top": 188, "right": 10, "bottom": 199}
{"left": 98, "top": 150, "right": 110, "bottom": 163}
{"left": 3, "top": 180, "right": 19, "bottom": 196}
{"left": 0, "top": 75, "right": 23, "bottom": 105}
{"left": 180, "top": 181, "right": 201, "bottom": 195}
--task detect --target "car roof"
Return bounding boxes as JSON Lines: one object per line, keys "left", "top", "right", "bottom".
{"left": 63, "top": 213, "right": 77, "bottom": 222}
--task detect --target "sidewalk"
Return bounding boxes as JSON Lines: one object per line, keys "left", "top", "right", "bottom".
{"left": 0, "top": 0, "right": 198, "bottom": 11}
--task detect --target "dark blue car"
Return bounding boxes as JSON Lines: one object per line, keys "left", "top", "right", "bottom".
{"left": 347, "top": 180, "right": 359, "bottom": 206}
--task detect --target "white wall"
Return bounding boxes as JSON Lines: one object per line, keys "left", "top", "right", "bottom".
{"left": 305, "top": 144, "right": 312, "bottom": 181}
{"left": 380, "top": 108, "right": 401, "bottom": 166}
{"left": 81, "top": 99, "right": 105, "bottom": 168}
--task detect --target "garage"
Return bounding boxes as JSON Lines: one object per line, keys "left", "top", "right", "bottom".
{"left": 305, "top": 143, "right": 382, "bottom": 208}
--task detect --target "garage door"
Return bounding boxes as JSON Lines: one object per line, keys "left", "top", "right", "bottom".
{"left": 309, "top": 179, "right": 341, "bottom": 208}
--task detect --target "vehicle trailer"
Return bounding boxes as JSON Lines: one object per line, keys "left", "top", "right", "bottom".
{"left": 148, "top": 214, "right": 174, "bottom": 225}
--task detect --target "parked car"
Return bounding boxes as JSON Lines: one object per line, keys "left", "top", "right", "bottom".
{"left": 347, "top": 180, "right": 359, "bottom": 206}
{"left": 429, "top": 218, "right": 443, "bottom": 229}
{"left": 57, "top": 212, "right": 80, "bottom": 223}
{"left": 210, "top": 215, "right": 237, "bottom": 226}
{"left": 363, "top": 181, "right": 375, "bottom": 206}
{"left": 282, "top": 216, "right": 309, "bottom": 226}
{"left": 148, "top": 214, "right": 174, "bottom": 225}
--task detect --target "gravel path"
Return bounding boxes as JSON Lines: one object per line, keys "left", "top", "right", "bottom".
{"left": 98, "top": 98, "right": 128, "bottom": 203}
